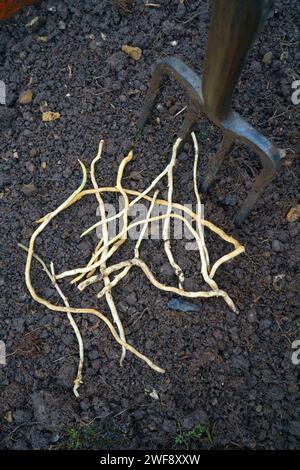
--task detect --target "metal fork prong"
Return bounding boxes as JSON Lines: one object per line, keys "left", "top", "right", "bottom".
{"left": 202, "top": 135, "right": 234, "bottom": 192}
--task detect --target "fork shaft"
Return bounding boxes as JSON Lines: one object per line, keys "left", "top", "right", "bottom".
{"left": 203, "top": 0, "right": 274, "bottom": 124}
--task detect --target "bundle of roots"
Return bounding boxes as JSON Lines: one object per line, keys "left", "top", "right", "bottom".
{"left": 20, "top": 133, "right": 244, "bottom": 396}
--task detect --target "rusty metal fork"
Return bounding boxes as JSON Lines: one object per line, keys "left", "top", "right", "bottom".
{"left": 138, "top": 0, "right": 281, "bottom": 225}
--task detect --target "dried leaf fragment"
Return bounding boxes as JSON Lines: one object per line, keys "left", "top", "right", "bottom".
{"left": 121, "top": 44, "right": 142, "bottom": 61}
{"left": 19, "top": 90, "right": 33, "bottom": 105}
{"left": 36, "top": 36, "right": 48, "bottom": 43}
{"left": 287, "top": 205, "right": 300, "bottom": 222}
{"left": 42, "top": 111, "right": 61, "bottom": 122}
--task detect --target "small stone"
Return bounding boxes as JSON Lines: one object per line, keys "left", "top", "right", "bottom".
{"left": 247, "top": 309, "right": 257, "bottom": 323}
{"left": 25, "top": 16, "right": 46, "bottom": 33}
{"left": 41, "top": 161, "right": 47, "bottom": 169}
{"left": 149, "top": 389, "right": 159, "bottom": 400}
{"left": 19, "top": 90, "right": 33, "bottom": 105}
{"left": 272, "top": 239, "right": 282, "bottom": 252}
{"left": 4, "top": 411, "right": 12, "bottom": 423}
{"left": 273, "top": 274, "right": 285, "bottom": 291}
{"left": 262, "top": 51, "right": 273, "bottom": 65}
{"left": 50, "top": 433, "right": 60, "bottom": 444}
{"left": 279, "top": 148, "right": 286, "bottom": 159}
{"left": 120, "top": 94, "right": 127, "bottom": 103}
{"left": 20, "top": 183, "right": 37, "bottom": 197}
{"left": 280, "top": 51, "right": 289, "bottom": 61}
{"left": 58, "top": 20, "right": 66, "bottom": 30}
{"left": 256, "top": 405, "right": 263, "bottom": 413}
{"left": 168, "top": 298, "right": 201, "bottom": 313}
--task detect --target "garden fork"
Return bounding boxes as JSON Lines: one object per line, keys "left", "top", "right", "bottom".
{"left": 138, "top": 0, "right": 281, "bottom": 224}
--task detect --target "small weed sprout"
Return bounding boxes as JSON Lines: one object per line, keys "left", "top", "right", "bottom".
{"left": 175, "top": 424, "right": 207, "bottom": 446}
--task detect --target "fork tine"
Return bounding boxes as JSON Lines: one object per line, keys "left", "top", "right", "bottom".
{"left": 202, "top": 135, "right": 234, "bottom": 192}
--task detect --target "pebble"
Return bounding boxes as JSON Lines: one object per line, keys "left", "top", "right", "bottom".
{"left": 262, "top": 51, "right": 273, "bottom": 65}
{"left": 168, "top": 297, "right": 201, "bottom": 313}
{"left": 25, "top": 16, "right": 46, "bottom": 33}
{"left": 50, "top": 433, "right": 60, "bottom": 444}
{"left": 272, "top": 274, "right": 285, "bottom": 291}
{"left": 58, "top": 20, "right": 66, "bottom": 30}
{"left": 247, "top": 309, "right": 257, "bottom": 323}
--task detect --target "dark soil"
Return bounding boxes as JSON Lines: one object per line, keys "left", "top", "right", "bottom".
{"left": 0, "top": 0, "right": 300, "bottom": 451}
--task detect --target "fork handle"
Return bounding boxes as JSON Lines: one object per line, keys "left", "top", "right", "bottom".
{"left": 203, "top": 0, "right": 274, "bottom": 124}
